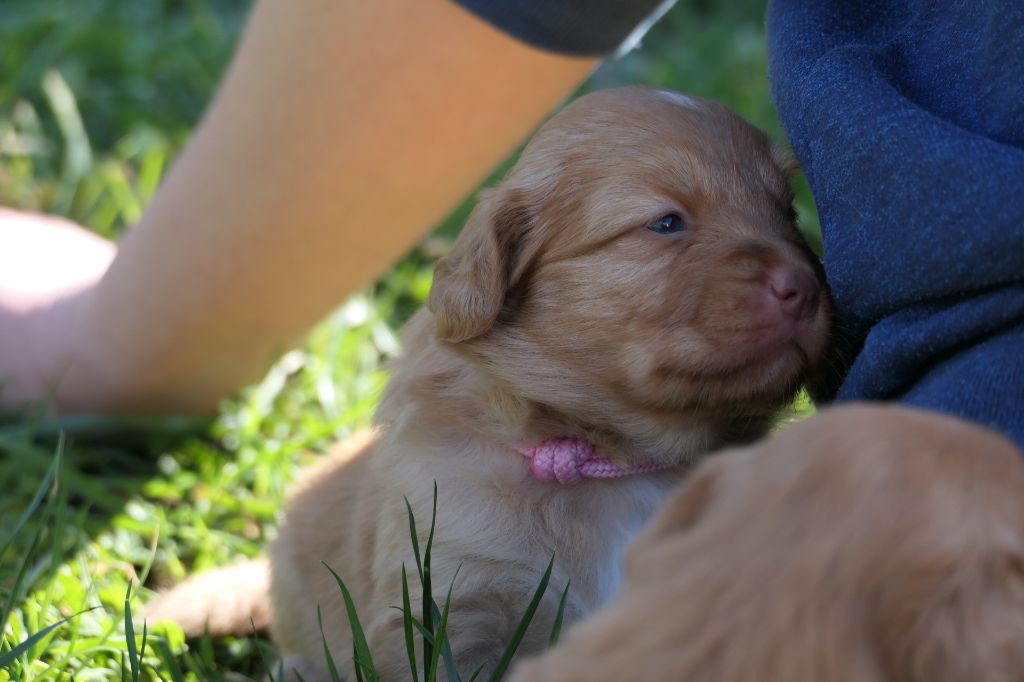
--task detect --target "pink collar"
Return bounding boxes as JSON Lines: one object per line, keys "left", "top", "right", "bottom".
{"left": 515, "top": 437, "right": 673, "bottom": 485}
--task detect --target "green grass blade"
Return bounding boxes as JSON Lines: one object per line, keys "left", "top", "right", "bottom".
{"left": 403, "top": 614, "right": 435, "bottom": 646}
{"left": 0, "top": 521, "right": 45, "bottom": 637}
{"left": 426, "top": 564, "right": 460, "bottom": 682}
{"left": 353, "top": 641, "right": 366, "bottom": 682}
{"left": 549, "top": 580, "right": 571, "bottom": 646}
{"left": 0, "top": 438, "right": 60, "bottom": 565}
{"left": 182, "top": 653, "right": 213, "bottom": 680}
{"left": 404, "top": 497, "right": 423, "bottom": 583}
{"left": 468, "top": 665, "right": 485, "bottom": 682}
{"left": 317, "top": 605, "right": 344, "bottom": 682}
{"left": 49, "top": 440, "right": 70, "bottom": 578}
{"left": 124, "top": 583, "right": 142, "bottom": 682}
{"left": 252, "top": 621, "right": 279, "bottom": 682}
{"left": 323, "top": 562, "right": 378, "bottom": 682}
{"left": 421, "top": 482, "right": 438, "bottom": 679}
{"left": 140, "top": 621, "right": 149, "bottom": 680}
{"left": 136, "top": 521, "right": 161, "bottom": 589}
{"left": 401, "top": 564, "right": 419, "bottom": 682}
{"left": 41, "top": 68, "right": 92, "bottom": 208}
{"left": 198, "top": 628, "right": 215, "bottom": 669}
{"left": 405, "top": 492, "right": 438, "bottom": 680}
{"left": 426, "top": 599, "right": 461, "bottom": 682}
{"left": 0, "top": 607, "right": 99, "bottom": 669}
{"left": 487, "top": 555, "right": 555, "bottom": 682}
{"left": 151, "top": 639, "right": 186, "bottom": 682}
{"left": 436, "top": 606, "right": 461, "bottom": 682}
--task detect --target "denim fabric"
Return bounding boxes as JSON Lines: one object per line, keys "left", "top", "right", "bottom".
{"left": 767, "top": 1, "right": 1024, "bottom": 446}
{"left": 450, "top": 0, "right": 672, "bottom": 56}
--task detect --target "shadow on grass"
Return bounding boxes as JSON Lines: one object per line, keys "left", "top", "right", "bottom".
{"left": 0, "top": 410, "right": 282, "bottom": 680}
{"left": 0, "top": 410, "right": 205, "bottom": 567}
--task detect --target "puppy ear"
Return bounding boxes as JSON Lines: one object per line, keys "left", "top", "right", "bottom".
{"left": 772, "top": 145, "right": 801, "bottom": 177}
{"left": 428, "top": 185, "right": 542, "bottom": 343}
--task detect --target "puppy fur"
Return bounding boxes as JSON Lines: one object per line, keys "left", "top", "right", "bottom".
{"left": 145, "top": 86, "right": 830, "bottom": 681}
{"left": 511, "top": 404, "right": 1024, "bottom": 682}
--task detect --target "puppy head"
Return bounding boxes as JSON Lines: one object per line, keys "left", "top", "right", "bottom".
{"left": 429, "top": 87, "right": 830, "bottom": 443}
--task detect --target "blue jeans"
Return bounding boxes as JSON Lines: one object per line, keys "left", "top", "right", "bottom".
{"left": 767, "top": 0, "right": 1024, "bottom": 447}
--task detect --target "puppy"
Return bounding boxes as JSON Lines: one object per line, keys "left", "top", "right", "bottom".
{"left": 511, "top": 404, "right": 1024, "bottom": 682}
{"left": 146, "top": 86, "right": 830, "bottom": 681}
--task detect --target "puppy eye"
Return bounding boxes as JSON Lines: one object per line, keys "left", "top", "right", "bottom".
{"left": 646, "top": 214, "right": 686, "bottom": 235}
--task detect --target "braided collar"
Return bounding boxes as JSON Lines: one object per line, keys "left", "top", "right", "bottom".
{"left": 515, "top": 437, "right": 673, "bottom": 485}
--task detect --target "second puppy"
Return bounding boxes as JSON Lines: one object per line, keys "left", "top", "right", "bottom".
{"left": 150, "top": 86, "right": 831, "bottom": 680}
{"left": 510, "top": 405, "right": 1024, "bottom": 681}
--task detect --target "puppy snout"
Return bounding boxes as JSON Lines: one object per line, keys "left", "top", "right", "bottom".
{"left": 768, "top": 267, "right": 819, "bottom": 319}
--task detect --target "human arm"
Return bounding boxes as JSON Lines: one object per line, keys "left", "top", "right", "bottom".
{"left": 0, "top": 0, "right": 597, "bottom": 414}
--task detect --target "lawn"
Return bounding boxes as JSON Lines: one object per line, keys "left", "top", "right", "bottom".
{"left": 0, "top": 1, "right": 820, "bottom": 679}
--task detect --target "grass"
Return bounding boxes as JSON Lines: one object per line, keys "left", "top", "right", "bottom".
{"left": 0, "top": 0, "right": 820, "bottom": 679}
{"left": 316, "top": 486, "right": 569, "bottom": 682}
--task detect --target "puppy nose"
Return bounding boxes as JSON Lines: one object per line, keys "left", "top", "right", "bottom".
{"left": 768, "top": 268, "right": 819, "bottom": 319}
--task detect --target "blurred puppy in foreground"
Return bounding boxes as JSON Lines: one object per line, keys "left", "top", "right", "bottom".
{"left": 146, "top": 86, "right": 830, "bottom": 680}
{"left": 512, "top": 404, "right": 1024, "bottom": 682}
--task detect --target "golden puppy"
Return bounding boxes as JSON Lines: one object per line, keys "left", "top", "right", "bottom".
{"left": 511, "top": 404, "right": 1024, "bottom": 682}
{"left": 146, "top": 86, "right": 830, "bottom": 681}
